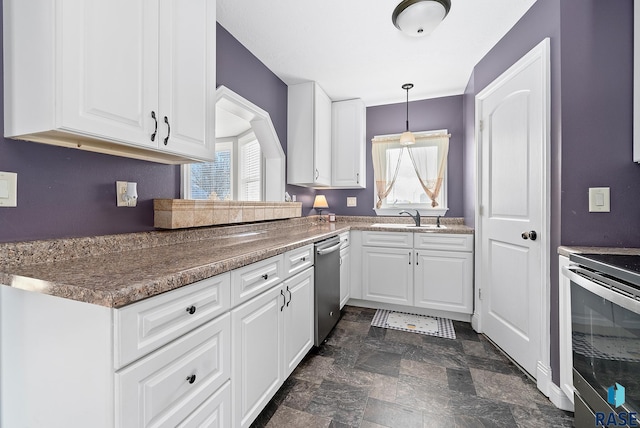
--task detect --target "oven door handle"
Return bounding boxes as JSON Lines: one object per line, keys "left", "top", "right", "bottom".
{"left": 562, "top": 265, "right": 640, "bottom": 314}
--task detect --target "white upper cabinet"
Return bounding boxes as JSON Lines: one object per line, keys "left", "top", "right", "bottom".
{"left": 331, "top": 99, "right": 366, "bottom": 188}
{"left": 287, "top": 82, "right": 332, "bottom": 187}
{"left": 3, "top": 0, "right": 216, "bottom": 164}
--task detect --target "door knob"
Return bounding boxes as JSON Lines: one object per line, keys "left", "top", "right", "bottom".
{"left": 521, "top": 231, "right": 537, "bottom": 241}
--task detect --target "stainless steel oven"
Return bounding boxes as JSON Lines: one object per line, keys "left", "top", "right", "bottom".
{"left": 564, "top": 254, "right": 640, "bottom": 427}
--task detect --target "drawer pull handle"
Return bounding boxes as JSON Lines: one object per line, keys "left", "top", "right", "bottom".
{"left": 186, "top": 306, "right": 196, "bottom": 315}
{"left": 186, "top": 374, "right": 196, "bottom": 384}
{"left": 300, "top": 257, "right": 306, "bottom": 262}
{"left": 150, "top": 111, "right": 158, "bottom": 142}
{"left": 164, "top": 116, "right": 171, "bottom": 145}
{"left": 286, "top": 286, "right": 292, "bottom": 307}
{"left": 262, "top": 273, "right": 269, "bottom": 280}
{"left": 280, "top": 290, "right": 286, "bottom": 311}
{"left": 416, "top": 252, "right": 419, "bottom": 266}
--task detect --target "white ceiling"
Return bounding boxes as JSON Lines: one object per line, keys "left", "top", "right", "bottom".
{"left": 217, "top": 0, "right": 537, "bottom": 106}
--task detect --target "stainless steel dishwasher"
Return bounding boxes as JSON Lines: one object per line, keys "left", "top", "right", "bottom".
{"left": 314, "top": 236, "right": 341, "bottom": 346}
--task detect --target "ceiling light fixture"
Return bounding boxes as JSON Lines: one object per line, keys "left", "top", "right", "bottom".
{"left": 399, "top": 83, "right": 415, "bottom": 146}
{"left": 392, "top": 0, "right": 451, "bottom": 37}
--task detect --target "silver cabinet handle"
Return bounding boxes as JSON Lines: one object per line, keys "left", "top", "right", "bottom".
{"left": 280, "top": 289, "right": 286, "bottom": 311}
{"left": 315, "top": 169, "right": 319, "bottom": 180}
{"left": 416, "top": 252, "right": 419, "bottom": 266}
{"left": 408, "top": 252, "right": 412, "bottom": 265}
{"left": 356, "top": 172, "right": 360, "bottom": 184}
{"left": 286, "top": 286, "right": 292, "bottom": 307}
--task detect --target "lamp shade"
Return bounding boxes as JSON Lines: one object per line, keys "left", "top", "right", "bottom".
{"left": 392, "top": 0, "right": 451, "bottom": 37}
{"left": 313, "top": 195, "right": 329, "bottom": 209}
{"left": 399, "top": 130, "right": 416, "bottom": 146}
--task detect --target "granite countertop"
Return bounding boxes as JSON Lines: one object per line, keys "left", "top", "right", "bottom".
{"left": 557, "top": 246, "right": 640, "bottom": 257}
{"left": 0, "top": 217, "right": 474, "bottom": 308}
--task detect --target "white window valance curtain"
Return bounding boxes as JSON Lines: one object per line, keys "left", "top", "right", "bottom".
{"left": 371, "top": 132, "right": 450, "bottom": 209}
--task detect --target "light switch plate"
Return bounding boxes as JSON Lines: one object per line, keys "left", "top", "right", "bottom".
{"left": 0, "top": 171, "right": 17, "bottom": 207}
{"left": 588, "top": 187, "right": 610, "bottom": 212}
{"left": 346, "top": 197, "right": 357, "bottom": 207}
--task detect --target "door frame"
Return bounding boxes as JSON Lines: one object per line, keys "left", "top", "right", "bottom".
{"left": 472, "top": 38, "right": 552, "bottom": 396}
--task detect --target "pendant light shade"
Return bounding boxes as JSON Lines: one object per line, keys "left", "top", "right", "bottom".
{"left": 399, "top": 83, "right": 415, "bottom": 146}
{"left": 392, "top": 0, "right": 451, "bottom": 37}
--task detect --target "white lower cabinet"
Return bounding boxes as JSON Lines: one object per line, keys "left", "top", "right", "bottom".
{"left": 283, "top": 268, "right": 315, "bottom": 377}
{"left": 362, "top": 246, "right": 413, "bottom": 305}
{"left": 116, "top": 314, "right": 231, "bottom": 427}
{"left": 177, "top": 381, "right": 231, "bottom": 428}
{"left": 1, "top": 246, "right": 318, "bottom": 428}
{"left": 339, "top": 232, "right": 351, "bottom": 309}
{"left": 340, "top": 246, "right": 351, "bottom": 309}
{"left": 231, "top": 285, "right": 284, "bottom": 428}
{"left": 414, "top": 250, "right": 473, "bottom": 313}
{"left": 360, "top": 231, "right": 474, "bottom": 315}
{"left": 232, "top": 267, "right": 314, "bottom": 428}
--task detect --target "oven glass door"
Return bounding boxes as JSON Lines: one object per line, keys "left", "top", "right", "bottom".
{"left": 571, "top": 281, "right": 640, "bottom": 414}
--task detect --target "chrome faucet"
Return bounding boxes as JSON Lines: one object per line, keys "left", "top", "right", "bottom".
{"left": 399, "top": 210, "right": 420, "bottom": 227}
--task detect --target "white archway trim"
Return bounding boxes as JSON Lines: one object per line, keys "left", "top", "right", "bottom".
{"left": 215, "top": 85, "right": 286, "bottom": 201}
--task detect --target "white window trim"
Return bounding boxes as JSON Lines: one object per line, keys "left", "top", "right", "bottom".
{"left": 181, "top": 85, "right": 285, "bottom": 201}
{"left": 238, "top": 131, "right": 263, "bottom": 201}
{"left": 372, "top": 130, "right": 449, "bottom": 217}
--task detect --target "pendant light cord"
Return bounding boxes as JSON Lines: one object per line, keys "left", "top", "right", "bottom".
{"left": 402, "top": 83, "right": 413, "bottom": 132}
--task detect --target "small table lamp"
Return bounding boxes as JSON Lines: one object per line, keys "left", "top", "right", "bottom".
{"left": 313, "top": 195, "right": 329, "bottom": 221}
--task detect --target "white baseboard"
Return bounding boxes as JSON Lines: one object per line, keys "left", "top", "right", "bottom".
{"left": 548, "top": 383, "right": 574, "bottom": 412}
{"left": 536, "top": 361, "right": 552, "bottom": 397}
{"left": 536, "top": 361, "right": 574, "bottom": 411}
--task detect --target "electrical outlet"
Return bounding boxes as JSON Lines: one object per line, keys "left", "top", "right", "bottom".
{"left": 116, "top": 181, "right": 128, "bottom": 207}
{"left": 347, "top": 197, "right": 357, "bottom": 207}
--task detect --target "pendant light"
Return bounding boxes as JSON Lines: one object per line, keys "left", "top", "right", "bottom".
{"left": 399, "top": 83, "right": 415, "bottom": 146}
{"left": 392, "top": 0, "right": 451, "bottom": 37}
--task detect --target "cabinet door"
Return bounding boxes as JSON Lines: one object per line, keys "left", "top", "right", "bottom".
{"left": 314, "top": 84, "right": 332, "bottom": 186}
{"left": 283, "top": 268, "right": 314, "bottom": 377}
{"left": 331, "top": 99, "right": 366, "bottom": 188}
{"left": 340, "top": 247, "right": 351, "bottom": 309}
{"left": 362, "top": 247, "right": 413, "bottom": 305}
{"left": 60, "top": 0, "right": 158, "bottom": 148}
{"left": 158, "top": 0, "right": 216, "bottom": 160}
{"left": 232, "top": 285, "right": 285, "bottom": 428}
{"left": 414, "top": 250, "right": 473, "bottom": 314}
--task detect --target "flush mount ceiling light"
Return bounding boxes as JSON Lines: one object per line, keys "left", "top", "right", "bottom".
{"left": 392, "top": 0, "right": 451, "bottom": 37}
{"left": 399, "top": 83, "right": 415, "bottom": 146}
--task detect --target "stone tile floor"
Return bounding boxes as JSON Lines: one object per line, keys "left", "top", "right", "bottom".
{"left": 251, "top": 306, "right": 574, "bottom": 428}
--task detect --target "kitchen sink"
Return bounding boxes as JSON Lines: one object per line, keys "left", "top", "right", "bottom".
{"left": 370, "top": 223, "right": 447, "bottom": 230}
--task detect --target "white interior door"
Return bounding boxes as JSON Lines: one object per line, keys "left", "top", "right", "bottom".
{"left": 476, "top": 39, "right": 550, "bottom": 378}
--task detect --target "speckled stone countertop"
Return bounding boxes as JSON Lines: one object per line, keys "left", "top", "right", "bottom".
{"left": 557, "top": 245, "right": 640, "bottom": 257}
{"left": 0, "top": 216, "right": 473, "bottom": 308}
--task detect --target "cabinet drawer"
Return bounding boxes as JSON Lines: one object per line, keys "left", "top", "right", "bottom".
{"left": 177, "top": 381, "right": 231, "bottom": 428}
{"left": 116, "top": 313, "right": 231, "bottom": 428}
{"left": 231, "top": 254, "right": 284, "bottom": 307}
{"left": 339, "top": 231, "right": 350, "bottom": 249}
{"left": 115, "top": 273, "right": 231, "bottom": 369}
{"left": 362, "top": 231, "right": 412, "bottom": 248}
{"left": 413, "top": 233, "right": 473, "bottom": 252}
{"left": 284, "top": 244, "right": 314, "bottom": 278}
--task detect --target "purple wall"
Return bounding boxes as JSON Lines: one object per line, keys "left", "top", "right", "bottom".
{"left": 0, "top": 4, "right": 180, "bottom": 243}
{"left": 560, "top": 0, "right": 638, "bottom": 246}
